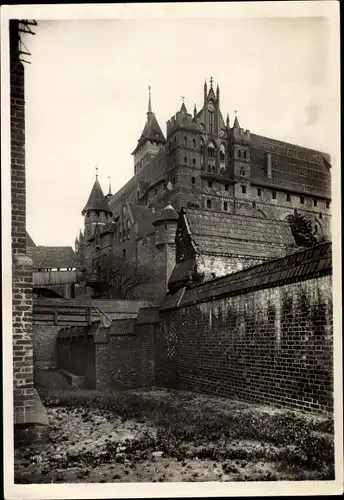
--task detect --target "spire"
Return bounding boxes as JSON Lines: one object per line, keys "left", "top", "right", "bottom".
{"left": 180, "top": 96, "right": 187, "bottom": 114}
{"left": 193, "top": 103, "right": 197, "bottom": 118}
{"left": 216, "top": 83, "right": 220, "bottom": 104}
{"left": 210, "top": 76, "right": 213, "bottom": 89}
{"left": 233, "top": 110, "right": 240, "bottom": 128}
{"left": 82, "top": 176, "right": 112, "bottom": 216}
{"left": 148, "top": 85, "right": 152, "bottom": 114}
{"left": 226, "top": 112, "right": 230, "bottom": 128}
{"left": 204, "top": 80, "right": 207, "bottom": 102}
{"left": 107, "top": 176, "right": 112, "bottom": 196}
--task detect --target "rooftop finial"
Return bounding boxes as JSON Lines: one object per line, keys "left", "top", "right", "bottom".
{"left": 210, "top": 76, "right": 213, "bottom": 89}
{"left": 234, "top": 109, "right": 238, "bottom": 116}
{"left": 108, "top": 176, "right": 112, "bottom": 195}
{"left": 194, "top": 103, "right": 197, "bottom": 118}
{"left": 95, "top": 165, "right": 98, "bottom": 180}
{"left": 148, "top": 85, "right": 152, "bottom": 113}
{"left": 181, "top": 95, "right": 185, "bottom": 103}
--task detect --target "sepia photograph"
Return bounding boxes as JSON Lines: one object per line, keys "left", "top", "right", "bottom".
{"left": 1, "top": 2, "right": 342, "bottom": 498}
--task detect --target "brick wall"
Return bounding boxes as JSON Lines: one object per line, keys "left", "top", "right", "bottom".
{"left": 158, "top": 243, "right": 333, "bottom": 414}
{"left": 57, "top": 335, "right": 96, "bottom": 388}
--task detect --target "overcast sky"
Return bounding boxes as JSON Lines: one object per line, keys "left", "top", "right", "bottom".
{"left": 22, "top": 16, "right": 336, "bottom": 247}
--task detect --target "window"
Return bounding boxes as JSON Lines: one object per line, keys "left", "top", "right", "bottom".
{"left": 225, "top": 184, "right": 229, "bottom": 191}
{"left": 137, "top": 190, "right": 140, "bottom": 199}
{"left": 319, "top": 213, "right": 323, "bottom": 219}
{"left": 223, "top": 201, "right": 228, "bottom": 211}
{"left": 208, "top": 165, "right": 211, "bottom": 172}
{"left": 207, "top": 199, "right": 212, "bottom": 209}
{"left": 238, "top": 150, "right": 241, "bottom": 158}
{"left": 287, "top": 194, "right": 291, "bottom": 202}
{"left": 200, "top": 139, "right": 204, "bottom": 156}
{"left": 184, "top": 136, "right": 187, "bottom": 146}
{"left": 96, "top": 211, "right": 100, "bottom": 217}
{"left": 192, "top": 138, "right": 196, "bottom": 149}
{"left": 192, "top": 177, "right": 196, "bottom": 184}
{"left": 240, "top": 167, "right": 245, "bottom": 177}
{"left": 184, "top": 157, "right": 188, "bottom": 164}
{"left": 207, "top": 142, "right": 215, "bottom": 159}
{"left": 242, "top": 185, "right": 247, "bottom": 194}
{"left": 220, "top": 144, "right": 225, "bottom": 162}
{"left": 208, "top": 181, "right": 212, "bottom": 188}
{"left": 123, "top": 249, "right": 126, "bottom": 259}
{"left": 243, "top": 151, "right": 247, "bottom": 160}
{"left": 212, "top": 166, "right": 215, "bottom": 172}
{"left": 172, "top": 178, "right": 176, "bottom": 185}
{"left": 272, "top": 191, "right": 276, "bottom": 200}
{"left": 300, "top": 196, "right": 304, "bottom": 204}
{"left": 314, "top": 199, "right": 318, "bottom": 207}
{"left": 252, "top": 201, "right": 256, "bottom": 208}
{"left": 326, "top": 201, "right": 330, "bottom": 209}
{"left": 257, "top": 188, "right": 262, "bottom": 197}
{"left": 314, "top": 224, "right": 318, "bottom": 233}
{"left": 192, "top": 158, "right": 196, "bottom": 166}
{"left": 209, "top": 111, "right": 214, "bottom": 134}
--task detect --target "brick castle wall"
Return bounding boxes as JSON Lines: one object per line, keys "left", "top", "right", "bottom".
{"left": 157, "top": 245, "right": 333, "bottom": 414}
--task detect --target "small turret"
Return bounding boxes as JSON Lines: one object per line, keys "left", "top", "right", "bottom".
{"left": 82, "top": 170, "right": 113, "bottom": 241}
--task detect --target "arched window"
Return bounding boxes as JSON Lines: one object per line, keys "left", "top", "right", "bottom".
{"left": 220, "top": 144, "right": 225, "bottom": 162}
{"left": 243, "top": 151, "right": 247, "bottom": 160}
{"left": 223, "top": 201, "right": 228, "bottom": 211}
{"left": 184, "top": 157, "right": 188, "bottom": 164}
{"left": 315, "top": 224, "right": 318, "bottom": 233}
{"left": 192, "top": 158, "right": 196, "bottom": 166}
{"left": 207, "top": 142, "right": 216, "bottom": 159}
{"left": 238, "top": 150, "right": 241, "bottom": 158}
{"left": 252, "top": 201, "right": 256, "bottom": 208}
{"left": 192, "top": 177, "right": 196, "bottom": 184}
{"left": 207, "top": 199, "right": 212, "bottom": 209}
{"left": 192, "top": 138, "right": 196, "bottom": 149}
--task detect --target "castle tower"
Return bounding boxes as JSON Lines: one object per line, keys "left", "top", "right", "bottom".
{"left": 228, "top": 112, "right": 251, "bottom": 199}
{"left": 153, "top": 203, "right": 179, "bottom": 293}
{"left": 132, "top": 86, "right": 166, "bottom": 175}
{"left": 82, "top": 172, "right": 113, "bottom": 242}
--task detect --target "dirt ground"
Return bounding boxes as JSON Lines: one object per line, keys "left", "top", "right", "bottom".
{"left": 14, "top": 388, "right": 334, "bottom": 483}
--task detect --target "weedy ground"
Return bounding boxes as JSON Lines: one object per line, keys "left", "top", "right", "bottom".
{"left": 14, "top": 387, "right": 334, "bottom": 483}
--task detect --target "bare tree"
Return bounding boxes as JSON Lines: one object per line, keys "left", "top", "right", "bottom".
{"left": 287, "top": 210, "right": 318, "bottom": 248}
{"left": 97, "top": 253, "right": 155, "bottom": 299}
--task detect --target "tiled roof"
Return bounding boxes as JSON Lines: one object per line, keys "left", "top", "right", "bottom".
{"left": 109, "top": 319, "right": 136, "bottom": 335}
{"left": 27, "top": 246, "right": 76, "bottom": 269}
{"left": 26, "top": 231, "right": 36, "bottom": 247}
{"left": 183, "top": 208, "right": 296, "bottom": 256}
{"left": 169, "top": 258, "right": 195, "bottom": 287}
{"left": 82, "top": 179, "right": 112, "bottom": 215}
{"left": 136, "top": 307, "right": 160, "bottom": 325}
{"left": 163, "top": 242, "right": 332, "bottom": 310}
{"left": 129, "top": 203, "right": 161, "bottom": 238}
{"left": 133, "top": 112, "right": 166, "bottom": 154}
{"left": 109, "top": 148, "right": 169, "bottom": 213}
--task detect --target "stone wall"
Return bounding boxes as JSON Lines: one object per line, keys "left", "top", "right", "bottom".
{"left": 158, "top": 243, "right": 333, "bottom": 414}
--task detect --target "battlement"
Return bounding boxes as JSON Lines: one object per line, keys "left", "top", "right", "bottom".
{"left": 233, "top": 126, "right": 250, "bottom": 143}
{"left": 167, "top": 110, "right": 196, "bottom": 137}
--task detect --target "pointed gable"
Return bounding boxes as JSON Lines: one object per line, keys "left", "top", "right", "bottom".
{"left": 82, "top": 179, "right": 112, "bottom": 215}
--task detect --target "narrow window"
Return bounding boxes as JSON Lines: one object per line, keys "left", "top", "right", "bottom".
{"left": 192, "top": 138, "right": 196, "bottom": 149}
{"left": 184, "top": 136, "right": 187, "bottom": 146}
{"left": 287, "top": 194, "right": 291, "bottom": 202}
{"left": 123, "top": 249, "right": 126, "bottom": 259}
{"left": 238, "top": 150, "right": 241, "bottom": 158}
{"left": 184, "top": 157, "right": 188, "bottom": 164}
{"left": 314, "top": 199, "right": 318, "bottom": 207}
{"left": 242, "top": 185, "right": 247, "bottom": 194}
{"left": 326, "top": 201, "right": 330, "bottom": 209}
{"left": 314, "top": 224, "right": 318, "bottom": 233}
{"left": 192, "top": 177, "right": 196, "bottom": 184}
{"left": 257, "top": 188, "right": 262, "bottom": 197}
{"left": 225, "top": 184, "right": 229, "bottom": 191}
{"left": 212, "top": 166, "right": 215, "bottom": 172}
{"left": 319, "top": 213, "right": 323, "bottom": 219}
{"left": 240, "top": 167, "right": 245, "bottom": 176}
{"left": 220, "top": 144, "right": 225, "bottom": 161}
{"left": 207, "top": 199, "right": 212, "bottom": 209}
{"left": 172, "top": 178, "right": 176, "bottom": 185}
{"left": 272, "top": 191, "right": 276, "bottom": 199}
{"left": 300, "top": 196, "right": 304, "bottom": 204}
{"left": 192, "top": 158, "right": 196, "bottom": 166}
{"left": 208, "top": 181, "right": 212, "bottom": 188}
{"left": 208, "top": 165, "right": 211, "bottom": 172}
{"left": 252, "top": 201, "right": 256, "bottom": 208}
{"left": 223, "top": 201, "right": 228, "bottom": 211}
{"left": 243, "top": 151, "right": 247, "bottom": 160}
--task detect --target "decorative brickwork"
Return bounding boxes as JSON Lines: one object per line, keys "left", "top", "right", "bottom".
{"left": 158, "top": 243, "right": 333, "bottom": 414}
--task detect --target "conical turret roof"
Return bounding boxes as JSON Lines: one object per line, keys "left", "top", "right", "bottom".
{"left": 153, "top": 203, "right": 179, "bottom": 225}
{"left": 136, "top": 112, "right": 166, "bottom": 148}
{"left": 82, "top": 178, "right": 112, "bottom": 215}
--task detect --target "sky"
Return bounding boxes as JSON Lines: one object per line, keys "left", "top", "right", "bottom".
{"left": 22, "top": 15, "right": 336, "bottom": 247}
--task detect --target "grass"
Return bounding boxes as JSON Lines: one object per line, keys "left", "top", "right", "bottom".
{"left": 42, "top": 388, "right": 335, "bottom": 478}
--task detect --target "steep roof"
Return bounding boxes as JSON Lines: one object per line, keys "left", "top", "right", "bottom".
{"left": 129, "top": 203, "right": 161, "bottom": 238}
{"left": 27, "top": 246, "right": 76, "bottom": 269}
{"left": 133, "top": 111, "right": 166, "bottom": 154}
{"left": 26, "top": 231, "right": 36, "bottom": 247}
{"left": 182, "top": 208, "right": 296, "bottom": 258}
{"left": 82, "top": 179, "right": 112, "bottom": 215}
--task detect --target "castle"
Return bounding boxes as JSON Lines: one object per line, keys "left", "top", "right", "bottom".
{"left": 75, "top": 79, "right": 332, "bottom": 302}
